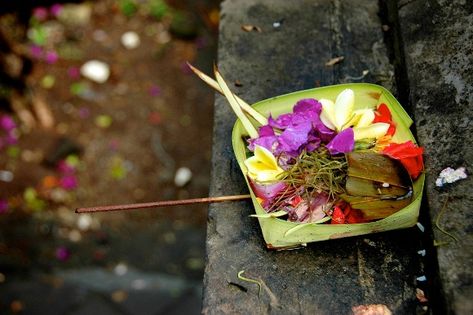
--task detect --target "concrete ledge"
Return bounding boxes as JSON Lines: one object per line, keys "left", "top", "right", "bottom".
{"left": 203, "top": 1, "right": 425, "bottom": 314}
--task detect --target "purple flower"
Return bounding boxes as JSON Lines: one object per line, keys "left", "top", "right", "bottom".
{"left": 268, "top": 113, "right": 293, "bottom": 129}
{"left": 57, "top": 160, "right": 75, "bottom": 174}
{"left": 45, "top": 51, "right": 59, "bottom": 64}
{"left": 258, "top": 125, "right": 274, "bottom": 137}
{"left": 68, "top": 67, "right": 81, "bottom": 79}
{"left": 78, "top": 107, "right": 90, "bottom": 119}
{"left": 33, "top": 7, "right": 48, "bottom": 21}
{"left": 60, "top": 175, "right": 78, "bottom": 190}
{"left": 5, "top": 133, "right": 18, "bottom": 145}
{"left": 315, "top": 123, "right": 336, "bottom": 143}
{"left": 30, "top": 45, "right": 44, "bottom": 59}
{"left": 305, "top": 133, "right": 321, "bottom": 152}
{"left": 149, "top": 85, "right": 161, "bottom": 97}
{"left": 326, "top": 128, "right": 354, "bottom": 155}
{"left": 50, "top": 4, "right": 63, "bottom": 17}
{"left": 248, "top": 136, "right": 278, "bottom": 152}
{"left": 250, "top": 98, "right": 346, "bottom": 158}
{"left": 293, "top": 98, "right": 322, "bottom": 115}
{"left": 278, "top": 121, "right": 312, "bottom": 153}
{"left": 0, "top": 115, "right": 16, "bottom": 131}
{"left": 55, "top": 246, "right": 70, "bottom": 261}
{"left": 248, "top": 125, "right": 279, "bottom": 152}
{"left": 0, "top": 199, "right": 8, "bottom": 214}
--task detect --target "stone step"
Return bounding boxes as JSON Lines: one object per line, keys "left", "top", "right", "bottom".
{"left": 203, "top": 0, "right": 427, "bottom": 314}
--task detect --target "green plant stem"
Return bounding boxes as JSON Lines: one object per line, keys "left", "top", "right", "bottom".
{"left": 434, "top": 196, "right": 459, "bottom": 246}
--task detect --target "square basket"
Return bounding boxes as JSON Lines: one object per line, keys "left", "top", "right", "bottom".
{"left": 231, "top": 83, "right": 425, "bottom": 249}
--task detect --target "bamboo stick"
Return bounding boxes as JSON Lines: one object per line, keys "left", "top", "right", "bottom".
{"left": 75, "top": 194, "right": 252, "bottom": 214}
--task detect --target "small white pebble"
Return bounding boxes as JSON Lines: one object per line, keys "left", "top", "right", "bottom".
{"left": 273, "top": 21, "right": 281, "bottom": 28}
{"left": 131, "top": 279, "right": 147, "bottom": 290}
{"left": 174, "top": 167, "right": 192, "bottom": 187}
{"left": 416, "top": 222, "right": 425, "bottom": 233}
{"left": 0, "top": 170, "right": 13, "bottom": 182}
{"left": 435, "top": 166, "right": 467, "bottom": 187}
{"left": 77, "top": 214, "right": 92, "bottom": 231}
{"left": 68, "top": 230, "right": 82, "bottom": 243}
{"left": 114, "top": 263, "right": 128, "bottom": 276}
{"left": 121, "top": 31, "right": 140, "bottom": 49}
{"left": 92, "top": 29, "right": 108, "bottom": 42}
{"left": 416, "top": 275, "right": 427, "bottom": 282}
{"left": 156, "top": 31, "right": 171, "bottom": 44}
{"left": 80, "top": 60, "right": 110, "bottom": 83}
{"left": 417, "top": 249, "right": 426, "bottom": 256}
{"left": 382, "top": 182, "right": 390, "bottom": 188}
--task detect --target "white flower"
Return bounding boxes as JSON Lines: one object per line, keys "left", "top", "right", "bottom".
{"left": 319, "top": 89, "right": 390, "bottom": 141}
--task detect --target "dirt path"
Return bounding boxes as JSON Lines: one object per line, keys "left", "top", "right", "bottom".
{"left": 0, "top": 2, "right": 218, "bottom": 306}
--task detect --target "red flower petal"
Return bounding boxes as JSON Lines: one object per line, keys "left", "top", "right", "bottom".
{"left": 383, "top": 141, "right": 424, "bottom": 179}
{"left": 373, "top": 103, "right": 396, "bottom": 136}
{"left": 290, "top": 195, "right": 303, "bottom": 207}
{"left": 374, "top": 103, "right": 392, "bottom": 121}
{"left": 331, "top": 206, "right": 345, "bottom": 224}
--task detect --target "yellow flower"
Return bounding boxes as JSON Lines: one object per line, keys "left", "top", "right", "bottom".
{"left": 244, "top": 145, "right": 284, "bottom": 182}
{"left": 319, "top": 89, "right": 390, "bottom": 141}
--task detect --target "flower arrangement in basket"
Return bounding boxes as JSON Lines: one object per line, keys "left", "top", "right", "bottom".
{"left": 190, "top": 64, "right": 425, "bottom": 249}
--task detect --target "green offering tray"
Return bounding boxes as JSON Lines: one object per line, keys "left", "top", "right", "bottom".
{"left": 232, "top": 83, "right": 425, "bottom": 249}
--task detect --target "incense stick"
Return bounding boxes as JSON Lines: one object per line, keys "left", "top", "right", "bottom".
{"left": 75, "top": 194, "right": 252, "bottom": 214}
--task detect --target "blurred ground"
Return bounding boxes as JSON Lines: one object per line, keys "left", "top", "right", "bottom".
{"left": 0, "top": 1, "right": 218, "bottom": 314}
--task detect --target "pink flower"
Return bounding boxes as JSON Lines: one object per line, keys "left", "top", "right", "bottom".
{"left": 148, "top": 85, "right": 161, "bottom": 96}
{"left": 45, "top": 51, "right": 59, "bottom": 64}
{"left": 0, "top": 115, "right": 16, "bottom": 131}
{"left": 50, "top": 4, "right": 63, "bottom": 17}
{"left": 326, "top": 128, "right": 354, "bottom": 155}
{"left": 57, "top": 160, "right": 75, "bottom": 174}
{"left": 33, "top": 7, "right": 48, "bottom": 21}
{"left": 60, "top": 175, "right": 78, "bottom": 190}
{"left": 78, "top": 107, "right": 90, "bottom": 119}
{"left": 67, "top": 67, "right": 81, "bottom": 79}
{"left": 5, "top": 133, "right": 18, "bottom": 145}
{"left": 55, "top": 246, "right": 70, "bottom": 261}
{"left": 29, "top": 45, "right": 44, "bottom": 59}
{"left": 0, "top": 199, "right": 8, "bottom": 214}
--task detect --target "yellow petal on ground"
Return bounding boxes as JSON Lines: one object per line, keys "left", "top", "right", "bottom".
{"left": 319, "top": 99, "right": 336, "bottom": 130}
{"left": 354, "top": 109, "right": 375, "bottom": 128}
{"left": 334, "top": 89, "right": 355, "bottom": 131}
{"left": 353, "top": 122, "right": 390, "bottom": 141}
